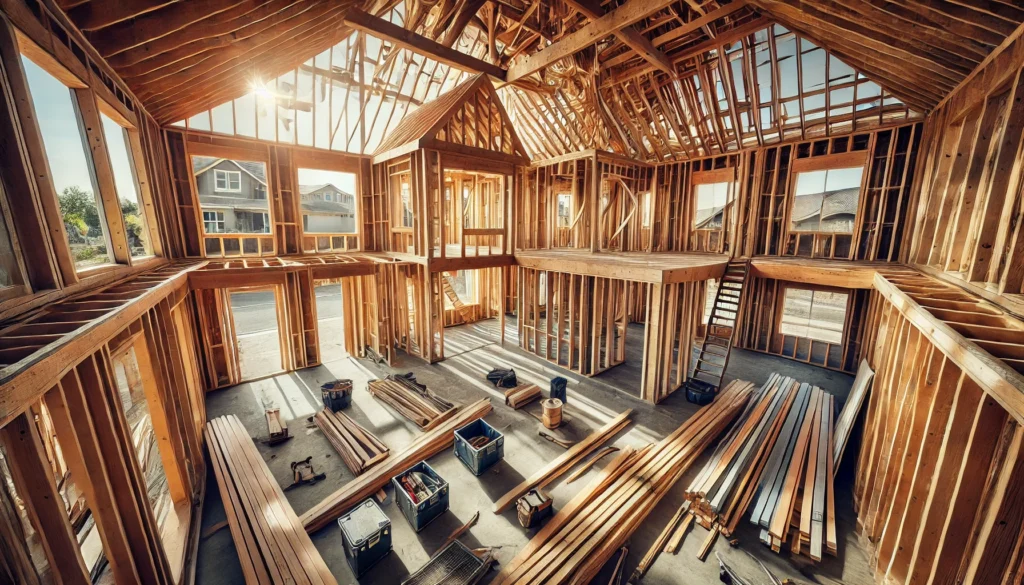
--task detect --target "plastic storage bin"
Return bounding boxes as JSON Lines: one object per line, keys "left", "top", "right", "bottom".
{"left": 392, "top": 461, "right": 449, "bottom": 532}
{"left": 337, "top": 498, "right": 391, "bottom": 577}
{"left": 453, "top": 419, "right": 504, "bottom": 476}
{"left": 321, "top": 379, "right": 352, "bottom": 411}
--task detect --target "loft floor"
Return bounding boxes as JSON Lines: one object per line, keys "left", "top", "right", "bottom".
{"left": 514, "top": 249, "right": 729, "bottom": 283}
{"left": 196, "top": 318, "right": 870, "bottom": 585}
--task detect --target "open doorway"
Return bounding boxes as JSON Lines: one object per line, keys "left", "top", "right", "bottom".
{"left": 314, "top": 280, "right": 346, "bottom": 361}
{"left": 228, "top": 289, "right": 284, "bottom": 381}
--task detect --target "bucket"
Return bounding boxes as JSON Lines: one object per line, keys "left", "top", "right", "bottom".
{"left": 541, "top": 398, "right": 562, "bottom": 429}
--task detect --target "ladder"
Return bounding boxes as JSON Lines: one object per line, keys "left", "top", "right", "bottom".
{"left": 687, "top": 258, "right": 749, "bottom": 395}
{"left": 441, "top": 272, "right": 474, "bottom": 321}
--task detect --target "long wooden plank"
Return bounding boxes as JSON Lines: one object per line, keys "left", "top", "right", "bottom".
{"left": 492, "top": 409, "right": 633, "bottom": 513}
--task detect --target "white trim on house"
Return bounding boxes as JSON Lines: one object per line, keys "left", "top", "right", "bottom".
{"left": 214, "top": 169, "right": 241, "bottom": 192}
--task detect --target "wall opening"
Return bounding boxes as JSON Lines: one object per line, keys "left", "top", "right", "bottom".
{"left": 228, "top": 289, "right": 284, "bottom": 381}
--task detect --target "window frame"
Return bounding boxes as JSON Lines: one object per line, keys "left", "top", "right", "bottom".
{"left": 293, "top": 151, "right": 361, "bottom": 253}
{"left": 19, "top": 48, "right": 170, "bottom": 282}
{"left": 783, "top": 151, "right": 869, "bottom": 262}
{"left": 96, "top": 104, "right": 161, "bottom": 262}
{"left": 187, "top": 143, "right": 275, "bottom": 257}
{"left": 214, "top": 169, "right": 242, "bottom": 193}
{"left": 777, "top": 285, "right": 851, "bottom": 346}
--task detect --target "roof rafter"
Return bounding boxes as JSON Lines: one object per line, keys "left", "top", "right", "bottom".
{"left": 343, "top": 9, "right": 506, "bottom": 81}
{"left": 562, "top": 0, "right": 673, "bottom": 75}
{"left": 506, "top": 0, "right": 748, "bottom": 83}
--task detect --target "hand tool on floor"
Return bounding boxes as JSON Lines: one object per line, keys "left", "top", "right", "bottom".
{"left": 539, "top": 430, "right": 575, "bottom": 449}
{"left": 285, "top": 457, "right": 326, "bottom": 490}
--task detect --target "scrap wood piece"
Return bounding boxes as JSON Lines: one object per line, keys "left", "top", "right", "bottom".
{"left": 664, "top": 512, "right": 694, "bottom": 554}
{"left": 313, "top": 408, "right": 389, "bottom": 475}
{"left": 632, "top": 500, "right": 690, "bottom": 581}
{"left": 301, "top": 399, "right": 493, "bottom": 533}
{"left": 369, "top": 375, "right": 459, "bottom": 430}
{"left": 441, "top": 511, "right": 480, "bottom": 550}
{"left": 206, "top": 415, "right": 338, "bottom": 584}
{"left": 697, "top": 526, "right": 719, "bottom": 562}
{"left": 491, "top": 380, "right": 755, "bottom": 585}
{"left": 264, "top": 408, "right": 291, "bottom": 445}
{"left": 504, "top": 383, "right": 542, "bottom": 409}
{"left": 492, "top": 408, "right": 633, "bottom": 513}
{"left": 563, "top": 446, "right": 619, "bottom": 485}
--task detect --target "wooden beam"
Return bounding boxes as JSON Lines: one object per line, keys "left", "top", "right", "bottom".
{"left": 563, "top": 0, "right": 673, "bottom": 75}
{"left": 67, "top": 0, "right": 176, "bottom": 31}
{"left": 343, "top": 9, "right": 506, "bottom": 81}
{"left": 93, "top": 0, "right": 257, "bottom": 57}
{"left": 508, "top": 0, "right": 747, "bottom": 83}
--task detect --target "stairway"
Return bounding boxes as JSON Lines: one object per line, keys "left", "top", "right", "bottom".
{"left": 441, "top": 272, "right": 474, "bottom": 321}
{"left": 685, "top": 258, "right": 749, "bottom": 402}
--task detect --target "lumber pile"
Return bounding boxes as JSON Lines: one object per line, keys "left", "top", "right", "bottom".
{"left": 368, "top": 373, "right": 458, "bottom": 430}
{"left": 749, "top": 380, "right": 835, "bottom": 560}
{"left": 493, "top": 380, "right": 753, "bottom": 585}
{"left": 504, "top": 383, "right": 542, "bottom": 409}
{"left": 655, "top": 373, "right": 836, "bottom": 567}
{"left": 206, "top": 415, "right": 337, "bottom": 585}
{"left": 313, "top": 408, "right": 389, "bottom": 475}
{"left": 492, "top": 409, "right": 633, "bottom": 513}
{"left": 301, "top": 398, "right": 493, "bottom": 533}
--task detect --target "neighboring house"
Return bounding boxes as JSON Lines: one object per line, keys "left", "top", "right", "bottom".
{"left": 193, "top": 157, "right": 270, "bottom": 234}
{"left": 299, "top": 184, "right": 356, "bottom": 233}
{"left": 790, "top": 188, "right": 859, "bottom": 233}
{"left": 695, "top": 205, "right": 725, "bottom": 230}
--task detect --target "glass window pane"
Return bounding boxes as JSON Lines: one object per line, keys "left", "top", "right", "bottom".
{"left": 694, "top": 181, "right": 730, "bottom": 229}
{"left": 191, "top": 156, "right": 271, "bottom": 234}
{"left": 781, "top": 288, "right": 847, "bottom": 344}
{"left": 791, "top": 166, "right": 863, "bottom": 233}
{"left": 100, "top": 114, "right": 151, "bottom": 258}
{"left": 22, "top": 56, "right": 113, "bottom": 271}
{"left": 298, "top": 167, "right": 357, "bottom": 234}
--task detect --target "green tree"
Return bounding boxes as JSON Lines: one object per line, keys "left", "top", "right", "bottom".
{"left": 58, "top": 186, "right": 101, "bottom": 237}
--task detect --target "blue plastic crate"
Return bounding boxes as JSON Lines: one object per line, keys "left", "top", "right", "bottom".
{"left": 454, "top": 419, "right": 504, "bottom": 476}
{"left": 392, "top": 461, "right": 449, "bottom": 532}
{"left": 338, "top": 499, "right": 391, "bottom": 577}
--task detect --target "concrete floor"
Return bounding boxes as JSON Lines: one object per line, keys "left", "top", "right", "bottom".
{"left": 196, "top": 317, "right": 873, "bottom": 585}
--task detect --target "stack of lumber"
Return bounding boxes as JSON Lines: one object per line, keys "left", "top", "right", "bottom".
{"left": 313, "top": 408, "right": 389, "bottom": 475}
{"left": 492, "top": 409, "right": 633, "bottom": 513}
{"left": 301, "top": 399, "right": 492, "bottom": 533}
{"left": 504, "top": 383, "right": 542, "bottom": 409}
{"left": 206, "top": 415, "right": 337, "bottom": 584}
{"left": 749, "top": 380, "right": 835, "bottom": 560}
{"left": 653, "top": 373, "right": 836, "bottom": 566}
{"left": 368, "top": 374, "right": 458, "bottom": 430}
{"left": 493, "top": 380, "right": 753, "bottom": 585}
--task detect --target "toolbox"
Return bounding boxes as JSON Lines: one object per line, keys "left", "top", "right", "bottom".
{"left": 337, "top": 498, "right": 391, "bottom": 577}
{"left": 453, "top": 419, "right": 504, "bottom": 476}
{"left": 321, "top": 379, "right": 353, "bottom": 411}
{"left": 392, "top": 461, "right": 449, "bottom": 532}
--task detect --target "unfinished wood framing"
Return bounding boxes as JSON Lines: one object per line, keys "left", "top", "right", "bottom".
{"left": 3, "top": 1, "right": 1024, "bottom": 584}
